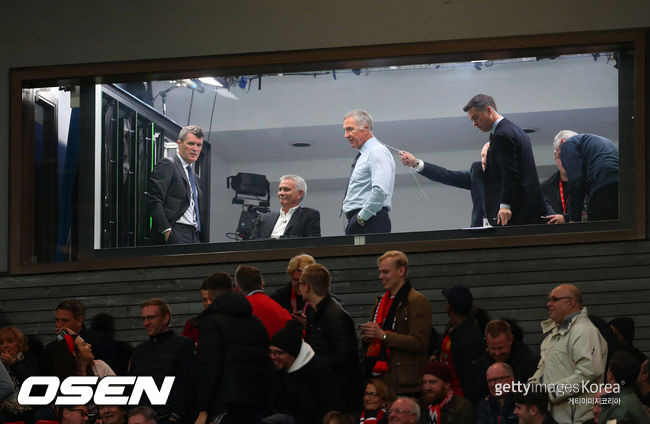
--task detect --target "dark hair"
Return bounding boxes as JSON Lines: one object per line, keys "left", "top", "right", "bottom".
{"left": 52, "top": 336, "right": 94, "bottom": 380}
{"left": 57, "top": 405, "right": 89, "bottom": 422}
{"left": 235, "top": 265, "right": 263, "bottom": 293}
{"left": 128, "top": 406, "right": 158, "bottom": 424}
{"left": 202, "top": 272, "right": 234, "bottom": 299}
{"left": 322, "top": 410, "right": 355, "bottom": 424}
{"left": 608, "top": 350, "right": 640, "bottom": 386}
{"left": 57, "top": 299, "right": 86, "bottom": 320}
{"left": 513, "top": 387, "right": 549, "bottom": 416}
{"left": 472, "top": 307, "right": 491, "bottom": 335}
{"left": 90, "top": 312, "right": 115, "bottom": 335}
{"left": 463, "top": 94, "right": 497, "bottom": 112}
{"left": 301, "top": 263, "right": 331, "bottom": 296}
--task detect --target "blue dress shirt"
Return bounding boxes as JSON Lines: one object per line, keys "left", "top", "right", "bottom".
{"left": 342, "top": 137, "right": 395, "bottom": 221}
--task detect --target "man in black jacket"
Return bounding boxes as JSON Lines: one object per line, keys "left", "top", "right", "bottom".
{"left": 463, "top": 94, "right": 546, "bottom": 226}
{"left": 129, "top": 298, "right": 195, "bottom": 424}
{"left": 250, "top": 175, "right": 321, "bottom": 240}
{"left": 265, "top": 320, "right": 336, "bottom": 424}
{"left": 399, "top": 143, "right": 489, "bottom": 227}
{"left": 194, "top": 272, "right": 270, "bottom": 424}
{"left": 433, "top": 284, "right": 484, "bottom": 404}
{"left": 147, "top": 125, "right": 205, "bottom": 244}
{"left": 300, "top": 263, "right": 360, "bottom": 412}
{"left": 473, "top": 320, "right": 539, "bottom": 400}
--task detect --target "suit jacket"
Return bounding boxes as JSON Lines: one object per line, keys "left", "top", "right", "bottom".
{"left": 483, "top": 118, "right": 546, "bottom": 225}
{"left": 250, "top": 206, "right": 320, "bottom": 240}
{"left": 419, "top": 160, "right": 485, "bottom": 227}
{"left": 540, "top": 170, "right": 571, "bottom": 220}
{"left": 147, "top": 155, "right": 204, "bottom": 242}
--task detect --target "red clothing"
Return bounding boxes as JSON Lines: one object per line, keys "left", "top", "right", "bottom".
{"left": 181, "top": 317, "right": 200, "bottom": 345}
{"left": 439, "top": 333, "right": 464, "bottom": 397}
{"left": 246, "top": 291, "right": 292, "bottom": 338}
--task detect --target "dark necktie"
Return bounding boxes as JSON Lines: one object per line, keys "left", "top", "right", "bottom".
{"left": 340, "top": 152, "right": 361, "bottom": 216}
{"left": 186, "top": 165, "right": 201, "bottom": 232}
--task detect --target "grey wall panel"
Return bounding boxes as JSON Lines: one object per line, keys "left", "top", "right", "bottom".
{"left": 0, "top": 240, "right": 648, "bottom": 358}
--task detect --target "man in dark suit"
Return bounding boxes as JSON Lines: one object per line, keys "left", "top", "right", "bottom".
{"left": 147, "top": 125, "right": 204, "bottom": 244}
{"left": 399, "top": 142, "right": 489, "bottom": 227}
{"left": 250, "top": 174, "right": 321, "bottom": 239}
{"left": 553, "top": 130, "right": 619, "bottom": 222}
{"left": 540, "top": 156, "right": 570, "bottom": 224}
{"left": 463, "top": 94, "right": 546, "bottom": 226}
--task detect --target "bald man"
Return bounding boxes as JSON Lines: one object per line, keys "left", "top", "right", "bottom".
{"left": 529, "top": 284, "right": 607, "bottom": 424}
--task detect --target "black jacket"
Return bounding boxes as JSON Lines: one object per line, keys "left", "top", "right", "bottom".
{"left": 475, "top": 394, "right": 518, "bottom": 424}
{"left": 147, "top": 155, "right": 205, "bottom": 243}
{"left": 196, "top": 292, "right": 270, "bottom": 417}
{"left": 305, "top": 294, "right": 360, "bottom": 411}
{"left": 129, "top": 330, "right": 195, "bottom": 421}
{"left": 419, "top": 160, "right": 485, "bottom": 227}
{"left": 250, "top": 206, "right": 321, "bottom": 240}
{"left": 541, "top": 170, "right": 571, "bottom": 220}
{"left": 473, "top": 339, "right": 540, "bottom": 400}
{"left": 268, "top": 352, "right": 336, "bottom": 424}
{"left": 270, "top": 282, "right": 306, "bottom": 314}
{"left": 484, "top": 118, "right": 546, "bottom": 225}
{"left": 434, "top": 317, "right": 484, "bottom": 404}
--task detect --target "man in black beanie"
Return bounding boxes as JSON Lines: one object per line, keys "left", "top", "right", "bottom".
{"left": 263, "top": 320, "right": 336, "bottom": 424}
{"left": 609, "top": 316, "right": 647, "bottom": 364}
{"left": 431, "top": 284, "right": 484, "bottom": 404}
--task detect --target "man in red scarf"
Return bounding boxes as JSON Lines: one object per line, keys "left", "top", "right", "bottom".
{"left": 360, "top": 250, "right": 431, "bottom": 397}
{"left": 416, "top": 361, "right": 474, "bottom": 424}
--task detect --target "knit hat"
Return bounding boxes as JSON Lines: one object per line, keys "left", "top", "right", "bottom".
{"left": 423, "top": 361, "right": 452, "bottom": 383}
{"left": 441, "top": 284, "right": 473, "bottom": 315}
{"left": 609, "top": 317, "right": 635, "bottom": 343}
{"left": 270, "top": 320, "right": 303, "bottom": 358}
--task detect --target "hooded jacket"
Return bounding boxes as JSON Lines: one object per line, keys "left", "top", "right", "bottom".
{"left": 196, "top": 292, "right": 270, "bottom": 417}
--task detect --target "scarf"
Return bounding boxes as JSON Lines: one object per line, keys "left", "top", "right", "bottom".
{"left": 365, "top": 280, "right": 412, "bottom": 375}
{"left": 360, "top": 408, "right": 386, "bottom": 423}
{"left": 426, "top": 390, "right": 454, "bottom": 424}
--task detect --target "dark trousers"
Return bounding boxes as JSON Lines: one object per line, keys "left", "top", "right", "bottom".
{"left": 345, "top": 207, "right": 391, "bottom": 235}
{"left": 587, "top": 182, "right": 619, "bottom": 221}
{"left": 167, "top": 223, "right": 201, "bottom": 244}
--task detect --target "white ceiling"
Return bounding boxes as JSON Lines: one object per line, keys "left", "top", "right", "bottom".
{"left": 133, "top": 53, "right": 619, "bottom": 176}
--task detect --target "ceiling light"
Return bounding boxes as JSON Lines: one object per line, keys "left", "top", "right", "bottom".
{"left": 291, "top": 142, "right": 311, "bottom": 147}
{"left": 198, "top": 77, "right": 223, "bottom": 87}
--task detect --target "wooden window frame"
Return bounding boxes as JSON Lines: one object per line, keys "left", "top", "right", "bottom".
{"left": 9, "top": 28, "right": 647, "bottom": 274}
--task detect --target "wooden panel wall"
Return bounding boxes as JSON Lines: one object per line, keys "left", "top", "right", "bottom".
{"left": 1, "top": 239, "right": 648, "bottom": 357}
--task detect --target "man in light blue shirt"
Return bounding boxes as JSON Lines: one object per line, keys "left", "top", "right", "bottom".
{"left": 342, "top": 110, "right": 395, "bottom": 234}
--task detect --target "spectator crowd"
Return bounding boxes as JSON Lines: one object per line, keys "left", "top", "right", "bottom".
{"left": 1, "top": 251, "right": 648, "bottom": 424}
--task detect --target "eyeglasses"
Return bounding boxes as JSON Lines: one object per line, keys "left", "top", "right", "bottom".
{"left": 68, "top": 408, "right": 89, "bottom": 417}
{"left": 363, "top": 391, "right": 380, "bottom": 398}
{"left": 547, "top": 296, "right": 571, "bottom": 303}
{"left": 389, "top": 408, "right": 416, "bottom": 415}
